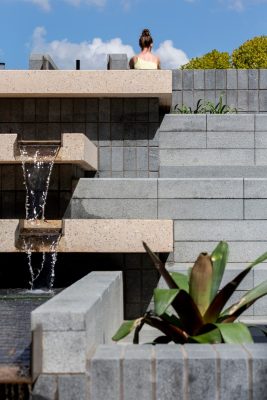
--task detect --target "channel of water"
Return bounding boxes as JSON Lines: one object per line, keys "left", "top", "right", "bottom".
{"left": 19, "top": 144, "right": 61, "bottom": 291}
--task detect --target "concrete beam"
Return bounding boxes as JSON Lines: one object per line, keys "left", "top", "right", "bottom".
{"left": 0, "top": 133, "right": 97, "bottom": 171}
{"left": 0, "top": 70, "right": 172, "bottom": 107}
{"left": 0, "top": 219, "right": 173, "bottom": 253}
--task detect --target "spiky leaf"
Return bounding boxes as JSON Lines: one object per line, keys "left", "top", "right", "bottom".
{"left": 215, "top": 322, "right": 253, "bottom": 344}
{"left": 221, "top": 280, "right": 267, "bottom": 321}
{"left": 210, "top": 241, "right": 229, "bottom": 300}
{"left": 170, "top": 271, "right": 189, "bottom": 292}
{"left": 154, "top": 288, "right": 179, "bottom": 316}
{"left": 204, "top": 251, "right": 267, "bottom": 323}
{"left": 112, "top": 320, "right": 138, "bottom": 341}
{"left": 190, "top": 327, "right": 222, "bottom": 344}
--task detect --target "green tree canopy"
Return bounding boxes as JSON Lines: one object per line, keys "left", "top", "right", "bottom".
{"left": 232, "top": 36, "right": 267, "bottom": 68}
{"left": 181, "top": 49, "right": 231, "bottom": 69}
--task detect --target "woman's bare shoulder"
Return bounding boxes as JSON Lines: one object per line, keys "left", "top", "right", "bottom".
{"left": 129, "top": 55, "right": 138, "bottom": 69}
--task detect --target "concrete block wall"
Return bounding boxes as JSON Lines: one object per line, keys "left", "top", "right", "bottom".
{"left": 69, "top": 177, "right": 267, "bottom": 318}
{"left": 159, "top": 114, "right": 267, "bottom": 176}
{"left": 172, "top": 69, "right": 267, "bottom": 113}
{"left": 87, "top": 344, "right": 267, "bottom": 400}
{"left": 31, "top": 271, "right": 123, "bottom": 377}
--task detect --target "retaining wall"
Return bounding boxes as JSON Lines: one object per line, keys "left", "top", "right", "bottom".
{"left": 172, "top": 69, "right": 267, "bottom": 113}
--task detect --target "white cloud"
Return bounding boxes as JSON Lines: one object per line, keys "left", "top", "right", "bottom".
{"left": 25, "top": 0, "right": 51, "bottom": 11}
{"left": 31, "top": 27, "right": 189, "bottom": 70}
{"left": 155, "top": 40, "right": 189, "bottom": 69}
{"left": 64, "top": 0, "right": 106, "bottom": 7}
{"left": 222, "top": 0, "right": 267, "bottom": 11}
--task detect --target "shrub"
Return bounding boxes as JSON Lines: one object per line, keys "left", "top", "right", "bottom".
{"left": 232, "top": 36, "right": 267, "bottom": 68}
{"left": 173, "top": 96, "right": 237, "bottom": 114}
{"left": 181, "top": 49, "right": 231, "bottom": 69}
{"left": 113, "top": 241, "right": 267, "bottom": 344}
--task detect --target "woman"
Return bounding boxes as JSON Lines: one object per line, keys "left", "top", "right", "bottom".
{"left": 129, "top": 29, "right": 160, "bottom": 70}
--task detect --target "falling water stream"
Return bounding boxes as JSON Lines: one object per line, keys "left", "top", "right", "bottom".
{"left": 19, "top": 144, "right": 61, "bottom": 290}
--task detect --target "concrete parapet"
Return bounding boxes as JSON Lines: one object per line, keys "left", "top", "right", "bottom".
{"left": 29, "top": 54, "right": 59, "bottom": 70}
{"left": 88, "top": 344, "right": 267, "bottom": 400}
{"left": 31, "top": 271, "right": 123, "bottom": 377}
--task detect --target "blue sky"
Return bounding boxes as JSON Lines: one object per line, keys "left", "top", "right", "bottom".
{"left": 0, "top": 0, "right": 266, "bottom": 69}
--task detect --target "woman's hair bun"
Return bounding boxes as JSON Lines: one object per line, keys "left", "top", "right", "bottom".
{"left": 142, "top": 29, "right": 151, "bottom": 37}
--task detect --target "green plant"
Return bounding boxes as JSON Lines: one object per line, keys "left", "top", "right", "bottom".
{"left": 181, "top": 49, "right": 231, "bottom": 69}
{"left": 232, "top": 36, "right": 267, "bottom": 69}
{"left": 113, "top": 241, "right": 267, "bottom": 344}
{"left": 173, "top": 96, "right": 237, "bottom": 114}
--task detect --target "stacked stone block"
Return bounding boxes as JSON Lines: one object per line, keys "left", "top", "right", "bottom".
{"left": 172, "top": 69, "right": 267, "bottom": 113}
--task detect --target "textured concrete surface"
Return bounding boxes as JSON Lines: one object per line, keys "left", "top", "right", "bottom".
{"left": 31, "top": 271, "right": 123, "bottom": 376}
{"left": 0, "top": 70, "right": 172, "bottom": 106}
{"left": 0, "top": 219, "right": 173, "bottom": 253}
{"left": 0, "top": 133, "right": 97, "bottom": 171}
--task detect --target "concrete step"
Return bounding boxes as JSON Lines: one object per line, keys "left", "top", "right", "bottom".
{"left": 160, "top": 165, "right": 267, "bottom": 178}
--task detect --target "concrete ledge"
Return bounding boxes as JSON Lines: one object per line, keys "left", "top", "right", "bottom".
{"left": 0, "top": 219, "right": 173, "bottom": 253}
{"left": 31, "top": 271, "right": 123, "bottom": 376}
{"left": 89, "top": 344, "right": 267, "bottom": 400}
{"left": 0, "top": 70, "right": 172, "bottom": 107}
{"left": 0, "top": 133, "right": 97, "bottom": 171}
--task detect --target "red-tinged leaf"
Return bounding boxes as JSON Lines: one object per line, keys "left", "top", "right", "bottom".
{"left": 172, "top": 290, "right": 204, "bottom": 335}
{"left": 220, "top": 280, "right": 267, "bottom": 322}
{"left": 204, "top": 251, "right": 267, "bottom": 323}
{"left": 143, "top": 241, "right": 178, "bottom": 289}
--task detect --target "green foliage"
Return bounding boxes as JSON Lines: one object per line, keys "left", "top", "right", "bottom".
{"left": 181, "top": 49, "right": 231, "bottom": 69}
{"left": 232, "top": 36, "right": 267, "bottom": 69}
{"left": 173, "top": 96, "right": 237, "bottom": 114}
{"left": 112, "top": 241, "right": 267, "bottom": 344}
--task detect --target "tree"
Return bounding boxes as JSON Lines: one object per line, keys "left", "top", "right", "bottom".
{"left": 181, "top": 49, "right": 231, "bottom": 69}
{"left": 232, "top": 36, "right": 267, "bottom": 68}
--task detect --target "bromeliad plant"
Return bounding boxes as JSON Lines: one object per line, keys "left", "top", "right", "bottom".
{"left": 113, "top": 241, "right": 267, "bottom": 344}
{"left": 173, "top": 95, "right": 237, "bottom": 114}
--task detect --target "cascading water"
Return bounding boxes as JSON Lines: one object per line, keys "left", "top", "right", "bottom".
{"left": 19, "top": 144, "right": 61, "bottom": 290}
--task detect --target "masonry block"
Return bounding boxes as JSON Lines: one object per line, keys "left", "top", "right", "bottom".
{"left": 156, "top": 345, "right": 184, "bottom": 399}
{"left": 158, "top": 178, "right": 243, "bottom": 198}
{"left": 215, "top": 345, "right": 249, "bottom": 400}
{"left": 149, "top": 147, "right": 159, "bottom": 171}
{"left": 238, "top": 90, "right": 249, "bottom": 112}
{"left": 58, "top": 375, "right": 87, "bottom": 400}
{"left": 244, "top": 344, "right": 267, "bottom": 400}
{"left": 90, "top": 346, "right": 122, "bottom": 400}
{"left": 183, "top": 70, "right": 194, "bottom": 90}
{"left": 99, "top": 147, "right": 111, "bottom": 171}
{"left": 205, "top": 69, "right": 216, "bottom": 89}
{"left": 216, "top": 69, "right": 226, "bottom": 89}
{"left": 256, "top": 132, "right": 267, "bottom": 148}
{"left": 159, "top": 131, "right": 206, "bottom": 149}
{"left": 136, "top": 147, "right": 148, "bottom": 171}
{"left": 86, "top": 98, "right": 99, "bottom": 122}
{"left": 111, "top": 122, "right": 124, "bottom": 146}
{"left": 123, "top": 147, "right": 136, "bottom": 170}
{"left": 172, "top": 90, "right": 182, "bottom": 109}
{"left": 227, "top": 90, "right": 238, "bottom": 109}
{"left": 160, "top": 149, "right": 254, "bottom": 166}
{"left": 107, "top": 54, "right": 128, "bottom": 70}
{"left": 255, "top": 114, "right": 267, "bottom": 131}
{"left": 248, "top": 69, "right": 258, "bottom": 89}
{"left": 111, "top": 146, "right": 123, "bottom": 171}
{"left": 248, "top": 90, "right": 259, "bottom": 112}
{"left": 238, "top": 70, "right": 249, "bottom": 89}
{"left": 256, "top": 149, "right": 267, "bottom": 165}
{"left": 172, "top": 69, "right": 182, "bottom": 90}
{"left": 160, "top": 114, "right": 206, "bottom": 132}
{"left": 194, "top": 70, "right": 205, "bottom": 89}
{"left": 185, "top": 345, "right": 217, "bottom": 400}
{"left": 182, "top": 90, "right": 194, "bottom": 109}
{"left": 204, "top": 89, "right": 216, "bottom": 103}
{"left": 207, "top": 131, "right": 254, "bottom": 149}
{"left": 244, "top": 178, "right": 267, "bottom": 198}
{"left": 123, "top": 346, "right": 153, "bottom": 400}
{"left": 32, "top": 374, "right": 58, "bottom": 400}
{"left": 259, "top": 70, "right": 267, "bottom": 89}
{"left": 174, "top": 220, "right": 267, "bottom": 242}
{"left": 227, "top": 69, "right": 237, "bottom": 89}
{"left": 207, "top": 114, "right": 254, "bottom": 131}
{"left": 259, "top": 90, "right": 267, "bottom": 111}
{"left": 158, "top": 199, "right": 243, "bottom": 219}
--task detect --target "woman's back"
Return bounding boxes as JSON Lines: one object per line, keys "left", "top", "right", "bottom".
{"left": 129, "top": 29, "right": 160, "bottom": 70}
